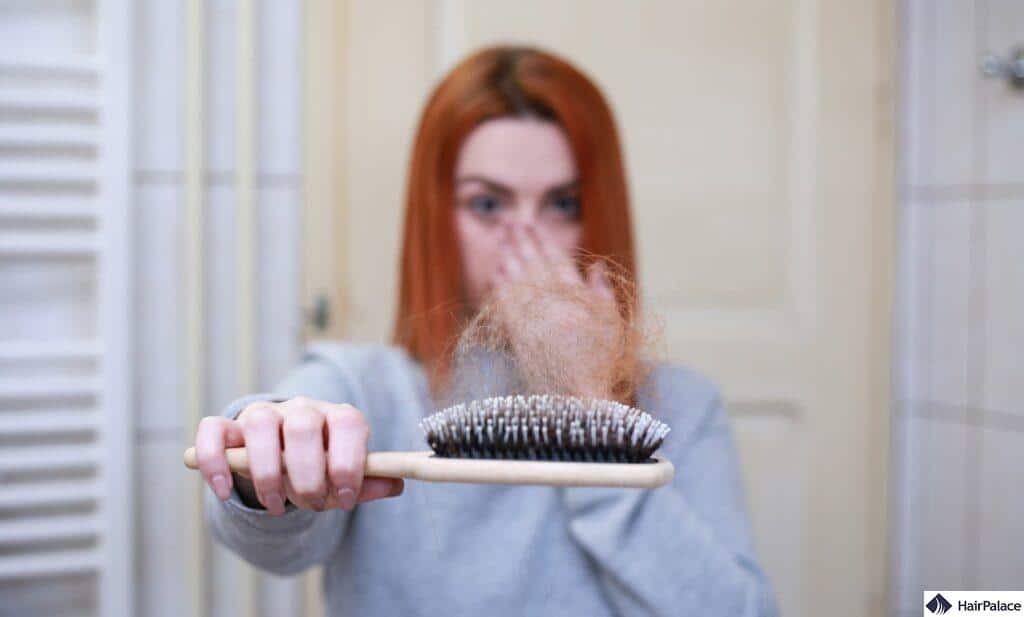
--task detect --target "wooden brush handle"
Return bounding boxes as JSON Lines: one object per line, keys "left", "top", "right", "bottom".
{"left": 183, "top": 447, "right": 673, "bottom": 489}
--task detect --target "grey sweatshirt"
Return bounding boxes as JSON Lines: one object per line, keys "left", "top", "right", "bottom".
{"left": 204, "top": 342, "right": 778, "bottom": 616}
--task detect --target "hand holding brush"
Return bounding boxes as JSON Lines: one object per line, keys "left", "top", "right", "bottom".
{"left": 185, "top": 393, "right": 673, "bottom": 514}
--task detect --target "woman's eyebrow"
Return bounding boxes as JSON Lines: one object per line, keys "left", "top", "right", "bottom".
{"left": 456, "top": 176, "right": 580, "bottom": 195}
{"left": 455, "top": 175, "right": 513, "bottom": 196}
{"left": 544, "top": 179, "right": 580, "bottom": 194}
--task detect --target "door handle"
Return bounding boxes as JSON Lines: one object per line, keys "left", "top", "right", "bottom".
{"left": 980, "top": 46, "right": 1024, "bottom": 90}
{"left": 305, "top": 293, "right": 331, "bottom": 333}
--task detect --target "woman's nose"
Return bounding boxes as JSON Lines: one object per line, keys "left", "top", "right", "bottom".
{"left": 504, "top": 205, "right": 539, "bottom": 231}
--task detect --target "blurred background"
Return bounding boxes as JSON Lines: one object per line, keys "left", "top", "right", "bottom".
{"left": 0, "top": 1, "right": 1019, "bottom": 616}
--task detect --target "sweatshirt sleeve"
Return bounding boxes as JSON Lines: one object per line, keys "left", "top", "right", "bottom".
{"left": 559, "top": 371, "right": 778, "bottom": 616}
{"left": 203, "top": 351, "right": 364, "bottom": 577}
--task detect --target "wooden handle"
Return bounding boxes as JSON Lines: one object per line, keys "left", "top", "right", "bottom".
{"left": 183, "top": 447, "right": 673, "bottom": 489}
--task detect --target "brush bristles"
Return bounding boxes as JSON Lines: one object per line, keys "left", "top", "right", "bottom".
{"left": 419, "top": 395, "right": 671, "bottom": 463}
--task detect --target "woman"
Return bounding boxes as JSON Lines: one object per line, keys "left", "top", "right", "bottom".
{"left": 194, "top": 46, "right": 778, "bottom": 616}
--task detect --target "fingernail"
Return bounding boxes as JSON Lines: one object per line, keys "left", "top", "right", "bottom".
{"left": 211, "top": 474, "right": 230, "bottom": 501}
{"left": 337, "top": 488, "right": 356, "bottom": 511}
{"left": 388, "top": 481, "right": 405, "bottom": 497}
{"left": 264, "top": 491, "right": 285, "bottom": 516}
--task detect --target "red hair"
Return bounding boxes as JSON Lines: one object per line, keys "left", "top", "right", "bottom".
{"left": 392, "top": 45, "right": 637, "bottom": 393}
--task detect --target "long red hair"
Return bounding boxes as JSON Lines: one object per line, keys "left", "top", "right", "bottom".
{"left": 392, "top": 45, "right": 637, "bottom": 393}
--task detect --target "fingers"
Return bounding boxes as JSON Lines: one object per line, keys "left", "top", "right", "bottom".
{"left": 201, "top": 396, "right": 405, "bottom": 517}
{"left": 279, "top": 397, "right": 328, "bottom": 511}
{"left": 496, "top": 224, "right": 539, "bottom": 286}
{"left": 498, "top": 231, "right": 524, "bottom": 280}
{"left": 522, "top": 224, "right": 560, "bottom": 266}
{"left": 508, "top": 224, "right": 549, "bottom": 279}
{"left": 586, "top": 260, "right": 616, "bottom": 303}
{"left": 527, "top": 225, "right": 582, "bottom": 285}
{"left": 239, "top": 402, "right": 287, "bottom": 515}
{"left": 357, "top": 477, "right": 405, "bottom": 504}
{"left": 295, "top": 476, "right": 401, "bottom": 510}
{"left": 323, "top": 403, "right": 370, "bottom": 511}
{"left": 194, "top": 415, "right": 245, "bottom": 501}
{"left": 520, "top": 224, "right": 582, "bottom": 285}
{"left": 512, "top": 223, "right": 543, "bottom": 266}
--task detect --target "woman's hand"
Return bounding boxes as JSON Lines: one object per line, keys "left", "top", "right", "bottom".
{"left": 193, "top": 397, "right": 404, "bottom": 516}
{"left": 489, "top": 222, "right": 621, "bottom": 400}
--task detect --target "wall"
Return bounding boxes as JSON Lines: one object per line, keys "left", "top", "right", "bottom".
{"left": 132, "top": 1, "right": 303, "bottom": 616}
{"left": 894, "top": 1, "right": 1024, "bottom": 614}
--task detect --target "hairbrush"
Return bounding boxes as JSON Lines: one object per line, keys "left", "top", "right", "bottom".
{"left": 184, "top": 394, "right": 673, "bottom": 488}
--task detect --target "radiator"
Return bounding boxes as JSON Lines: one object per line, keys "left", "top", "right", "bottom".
{"left": 0, "top": 1, "right": 133, "bottom": 614}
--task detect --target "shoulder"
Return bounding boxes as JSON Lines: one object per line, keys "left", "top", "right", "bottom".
{"left": 637, "top": 361, "right": 727, "bottom": 449}
{"left": 303, "top": 340, "right": 429, "bottom": 401}
{"left": 303, "top": 341, "right": 419, "bottom": 378}
{"left": 640, "top": 361, "right": 722, "bottom": 415}
{"left": 298, "top": 341, "right": 431, "bottom": 447}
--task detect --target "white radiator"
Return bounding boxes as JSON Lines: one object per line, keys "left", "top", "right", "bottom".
{"left": 0, "top": 1, "right": 133, "bottom": 615}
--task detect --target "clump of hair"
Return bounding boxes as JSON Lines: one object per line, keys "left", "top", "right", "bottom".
{"left": 441, "top": 253, "right": 662, "bottom": 408}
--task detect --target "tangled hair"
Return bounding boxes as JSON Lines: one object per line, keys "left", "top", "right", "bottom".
{"left": 440, "top": 253, "right": 663, "bottom": 409}
{"left": 392, "top": 45, "right": 638, "bottom": 399}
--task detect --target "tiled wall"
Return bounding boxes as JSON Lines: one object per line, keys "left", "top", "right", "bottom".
{"left": 895, "top": 0, "right": 1024, "bottom": 613}
{"left": 132, "top": 1, "right": 304, "bottom": 616}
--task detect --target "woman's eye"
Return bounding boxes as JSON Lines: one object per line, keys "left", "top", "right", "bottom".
{"left": 547, "top": 195, "right": 581, "bottom": 219}
{"left": 467, "top": 195, "right": 502, "bottom": 215}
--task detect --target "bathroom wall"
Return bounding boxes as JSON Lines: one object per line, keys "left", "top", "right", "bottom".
{"left": 894, "top": 0, "right": 1024, "bottom": 613}
{"left": 1, "top": 1, "right": 308, "bottom": 614}
{"left": 132, "top": 1, "right": 304, "bottom": 616}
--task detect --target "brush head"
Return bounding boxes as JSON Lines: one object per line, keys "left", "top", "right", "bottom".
{"left": 419, "top": 394, "right": 671, "bottom": 463}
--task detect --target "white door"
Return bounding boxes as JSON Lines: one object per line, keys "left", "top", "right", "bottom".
{"left": 303, "top": 2, "right": 895, "bottom": 615}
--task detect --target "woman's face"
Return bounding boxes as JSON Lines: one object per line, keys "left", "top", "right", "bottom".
{"left": 454, "top": 117, "right": 583, "bottom": 310}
